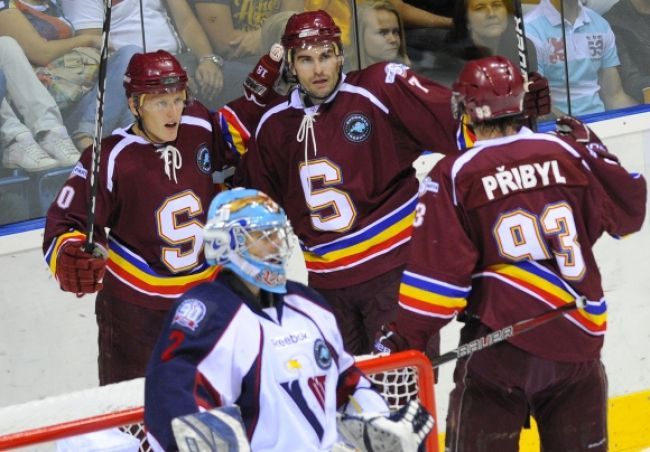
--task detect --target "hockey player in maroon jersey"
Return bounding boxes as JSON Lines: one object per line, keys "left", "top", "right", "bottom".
{"left": 376, "top": 56, "right": 646, "bottom": 450}
{"left": 43, "top": 50, "right": 237, "bottom": 385}
{"left": 234, "top": 10, "right": 462, "bottom": 355}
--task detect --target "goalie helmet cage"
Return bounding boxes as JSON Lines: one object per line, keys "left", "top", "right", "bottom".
{"left": 0, "top": 350, "right": 438, "bottom": 452}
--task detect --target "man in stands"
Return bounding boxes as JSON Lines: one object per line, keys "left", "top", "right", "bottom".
{"left": 377, "top": 56, "right": 646, "bottom": 450}
{"left": 43, "top": 50, "right": 237, "bottom": 385}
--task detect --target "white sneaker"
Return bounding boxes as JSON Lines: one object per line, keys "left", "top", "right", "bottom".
{"left": 2, "top": 133, "right": 59, "bottom": 172}
{"left": 39, "top": 127, "right": 81, "bottom": 166}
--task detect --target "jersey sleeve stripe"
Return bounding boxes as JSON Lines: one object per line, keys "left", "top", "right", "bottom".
{"left": 219, "top": 106, "right": 250, "bottom": 157}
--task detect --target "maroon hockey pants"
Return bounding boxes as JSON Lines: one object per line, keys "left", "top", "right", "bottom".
{"left": 96, "top": 294, "right": 168, "bottom": 385}
{"left": 445, "top": 328, "right": 607, "bottom": 451}
{"left": 317, "top": 266, "right": 404, "bottom": 355}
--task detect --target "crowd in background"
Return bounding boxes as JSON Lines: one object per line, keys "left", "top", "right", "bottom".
{"left": 0, "top": 0, "right": 648, "bottom": 225}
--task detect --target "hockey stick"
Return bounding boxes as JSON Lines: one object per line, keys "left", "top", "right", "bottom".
{"left": 83, "top": 0, "right": 112, "bottom": 253}
{"left": 430, "top": 296, "right": 586, "bottom": 368}
{"left": 559, "top": 0, "right": 572, "bottom": 116}
{"left": 512, "top": 0, "right": 538, "bottom": 131}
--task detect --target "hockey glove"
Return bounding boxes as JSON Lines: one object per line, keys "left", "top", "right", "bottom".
{"left": 56, "top": 241, "right": 107, "bottom": 295}
{"left": 556, "top": 115, "right": 603, "bottom": 144}
{"left": 171, "top": 406, "right": 251, "bottom": 452}
{"left": 524, "top": 71, "right": 551, "bottom": 119}
{"left": 243, "top": 43, "right": 284, "bottom": 104}
{"left": 555, "top": 116, "right": 619, "bottom": 162}
{"left": 337, "top": 399, "right": 435, "bottom": 452}
{"left": 374, "top": 323, "right": 410, "bottom": 355}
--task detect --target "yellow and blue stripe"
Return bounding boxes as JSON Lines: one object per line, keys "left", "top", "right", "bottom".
{"left": 303, "top": 196, "right": 417, "bottom": 273}
{"left": 106, "top": 236, "right": 219, "bottom": 298}
{"left": 219, "top": 105, "right": 250, "bottom": 158}
{"left": 480, "top": 260, "right": 607, "bottom": 334}
{"left": 398, "top": 270, "right": 471, "bottom": 318}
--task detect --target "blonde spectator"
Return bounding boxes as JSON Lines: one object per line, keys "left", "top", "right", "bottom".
{"left": 358, "top": 0, "right": 410, "bottom": 68}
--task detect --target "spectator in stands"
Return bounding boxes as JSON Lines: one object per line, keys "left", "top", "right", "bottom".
{"left": 190, "top": 0, "right": 302, "bottom": 103}
{"left": 60, "top": 0, "right": 232, "bottom": 111}
{"left": 525, "top": 0, "right": 637, "bottom": 115}
{"left": 0, "top": 36, "right": 73, "bottom": 171}
{"left": 603, "top": 0, "right": 650, "bottom": 104}
{"left": 0, "top": 0, "right": 138, "bottom": 153}
{"left": 357, "top": 0, "right": 410, "bottom": 69}
{"left": 191, "top": 0, "right": 304, "bottom": 62}
{"left": 428, "top": 0, "right": 538, "bottom": 87}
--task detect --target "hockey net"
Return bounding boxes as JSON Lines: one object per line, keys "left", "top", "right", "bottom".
{"left": 0, "top": 350, "right": 437, "bottom": 451}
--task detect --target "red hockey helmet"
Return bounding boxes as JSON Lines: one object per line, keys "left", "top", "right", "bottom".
{"left": 281, "top": 10, "right": 342, "bottom": 52}
{"left": 123, "top": 50, "right": 188, "bottom": 98}
{"left": 451, "top": 56, "right": 526, "bottom": 123}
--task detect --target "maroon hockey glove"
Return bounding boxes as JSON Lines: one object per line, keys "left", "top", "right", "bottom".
{"left": 243, "top": 43, "right": 283, "bottom": 104}
{"left": 524, "top": 71, "right": 551, "bottom": 119}
{"left": 555, "top": 116, "right": 619, "bottom": 162}
{"left": 56, "top": 241, "right": 107, "bottom": 295}
{"left": 374, "top": 323, "right": 410, "bottom": 354}
{"left": 555, "top": 115, "right": 603, "bottom": 144}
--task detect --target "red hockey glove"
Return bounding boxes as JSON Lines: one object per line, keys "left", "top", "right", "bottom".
{"left": 56, "top": 241, "right": 107, "bottom": 295}
{"left": 373, "top": 323, "right": 410, "bottom": 354}
{"left": 524, "top": 71, "right": 551, "bottom": 119}
{"left": 243, "top": 43, "right": 283, "bottom": 104}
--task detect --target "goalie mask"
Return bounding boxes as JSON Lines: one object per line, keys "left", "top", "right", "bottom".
{"left": 204, "top": 188, "right": 293, "bottom": 293}
{"left": 451, "top": 56, "right": 526, "bottom": 123}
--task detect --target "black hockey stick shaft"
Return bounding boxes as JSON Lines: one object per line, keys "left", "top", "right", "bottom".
{"left": 559, "top": 0, "right": 572, "bottom": 116}
{"left": 512, "top": 0, "right": 538, "bottom": 131}
{"left": 84, "top": 0, "right": 112, "bottom": 253}
{"left": 430, "top": 297, "right": 585, "bottom": 368}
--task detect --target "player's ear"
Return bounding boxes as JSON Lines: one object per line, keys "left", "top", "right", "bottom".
{"left": 127, "top": 96, "right": 139, "bottom": 117}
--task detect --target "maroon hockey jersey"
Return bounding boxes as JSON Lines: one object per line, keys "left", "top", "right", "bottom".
{"left": 43, "top": 102, "right": 236, "bottom": 310}
{"left": 238, "top": 62, "right": 459, "bottom": 289}
{"left": 398, "top": 127, "right": 646, "bottom": 362}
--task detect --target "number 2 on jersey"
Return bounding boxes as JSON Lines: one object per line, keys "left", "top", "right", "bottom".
{"left": 299, "top": 159, "right": 357, "bottom": 232}
{"left": 493, "top": 202, "right": 585, "bottom": 280}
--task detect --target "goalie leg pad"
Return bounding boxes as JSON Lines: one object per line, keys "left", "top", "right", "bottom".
{"left": 171, "top": 406, "right": 251, "bottom": 452}
{"left": 337, "top": 399, "right": 435, "bottom": 452}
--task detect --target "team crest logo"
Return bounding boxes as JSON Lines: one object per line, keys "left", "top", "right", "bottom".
{"left": 314, "top": 339, "right": 332, "bottom": 370}
{"left": 195, "top": 145, "right": 212, "bottom": 174}
{"left": 343, "top": 113, "right": 371, "bottom": 143}
{"left": 172, "top": 299, "right": 206, "bottom": 332}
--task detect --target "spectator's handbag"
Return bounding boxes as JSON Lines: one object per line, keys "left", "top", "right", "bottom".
{"left": 34, "top": 47, "right": 101, "bottom": 110}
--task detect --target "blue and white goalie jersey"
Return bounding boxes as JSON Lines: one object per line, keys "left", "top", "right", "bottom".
{"left": 145, "top": 272, "right": 388, "bottom": 451}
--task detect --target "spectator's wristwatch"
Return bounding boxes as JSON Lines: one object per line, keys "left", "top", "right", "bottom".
{"left": 200, "top": 54, "right": 224, "bottom": 67}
